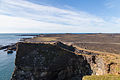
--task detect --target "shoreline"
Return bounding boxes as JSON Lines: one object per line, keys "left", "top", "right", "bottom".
{"left": 2, "top": 33, "right": 120, "bottom": 54}
{"left": 1, "top": 33, "right": 120, "bottom": 80}
{"left": 11, "top": 34, "right": 120, "bottom": 80}
{"left": 0, "top": 34, "right": 37, "bottom": 54}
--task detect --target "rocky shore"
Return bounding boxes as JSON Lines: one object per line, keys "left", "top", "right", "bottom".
{"left": 0, "top": 44, "right": 16, "bottom": 54}
{"left": 0, "top": 35, "right": 36, "bottom": 54}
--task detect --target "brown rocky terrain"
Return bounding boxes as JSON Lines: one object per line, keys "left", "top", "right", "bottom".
{"left": 25, "top": 33, "right": 120, "bottom": 54}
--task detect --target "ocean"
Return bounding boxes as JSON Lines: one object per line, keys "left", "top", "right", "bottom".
{"left": 0, "top": 33, "right": 93, "bottom": 80}
{"left": 0, "top": 33, "right": 36, "bottom": 80}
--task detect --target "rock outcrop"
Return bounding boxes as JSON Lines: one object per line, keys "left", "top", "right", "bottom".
{"left": 11, "top": 42, "right": 92, "bottom": 80}
{"left": 85, "top": 55, "right": 106, "bottom": 75}
{"left": 11, "top": 41, "right": 120, "bottom": 80}
{"left": 0, "top": 44, "right": 16, "bottom": 54}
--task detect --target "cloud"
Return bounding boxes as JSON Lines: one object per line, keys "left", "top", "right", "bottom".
{"left": 105, "top": 0, "right": 115, "bottom": 8}
{"left": 0, "top": 0, "right": 120, "bottom": 33}
{"left": 105, "top": 0, "right": 120, "bottom": 9}
{"left": 0, "top": 14, "right": 105, "bottom": 33}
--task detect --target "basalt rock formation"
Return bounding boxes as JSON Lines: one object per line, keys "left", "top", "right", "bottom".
{"left": 11, "top": 42, "right": 92, "bottom": 80}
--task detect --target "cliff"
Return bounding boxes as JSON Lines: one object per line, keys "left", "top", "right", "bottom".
{"left": 11, "top": 42, "right": 120, "bottom": 80}
{"left": 11, "top": 42, "right": 92, "bottom": 80}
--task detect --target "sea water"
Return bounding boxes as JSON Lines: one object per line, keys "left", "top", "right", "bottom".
{"left": 0, "top": 33, "right": 36, "bottom": 80}
{"left": 0, "top": 33, "right": 89, "bottom": 80}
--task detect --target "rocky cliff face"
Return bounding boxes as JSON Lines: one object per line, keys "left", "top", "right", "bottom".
{"left": 11, "top": 42, "right": 119, "bottom": 80}
{"left": 11, "top": 42, "right": 92, "bottom": 80}
{"left": 75, "top": 49, "right": 120, "bottom": 76}
{"left": 85, "top": 55, "right": 106, "bottom": 75}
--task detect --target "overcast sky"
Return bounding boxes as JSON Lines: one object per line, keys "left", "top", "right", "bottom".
{"left": 0, "top": 0, "right": 120, "bottom": 33}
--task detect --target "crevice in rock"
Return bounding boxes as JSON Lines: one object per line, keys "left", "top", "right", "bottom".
{"left": 107, "top": 62, "right": 117, "bottom": 73}
{"left": 92, "top": 56, "right": 96, "bottom": 64}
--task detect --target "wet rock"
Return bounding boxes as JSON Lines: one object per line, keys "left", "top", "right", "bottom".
{"left": 0, "top": 45, "right": 10, "bottom": 50}
{"left": 7, "top": 50, "right": 13, "bottom": 54}
{"left": 7, "top": 46, "right": 16, "bottom": 51}
{"left": 0, "top": 44, "right": 16, "bottom": 51}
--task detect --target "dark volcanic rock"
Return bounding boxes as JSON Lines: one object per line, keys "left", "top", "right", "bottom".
{"left": 11, "top": 42, "right": 92, "bottom": 80}
{"left": 7, "top": 50, "right": 13, "bottom": 54}
{"left": 7, "top": 45, "right": 16, "bottom": 51}
{"left": 20, "top": 38, "right": 31, "bottom": 42}
{"left": 0, "top": 45, "right": 10, "bottom": 50}
{"left": 0, "top": 44, "right": 16, "bottom": 51}
{"left": 54, "top": 41, "right": 75, "bottom": 52}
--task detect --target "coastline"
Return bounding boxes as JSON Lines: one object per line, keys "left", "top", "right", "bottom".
{"left": 11, "top": 33, "right": 120, "bottom": 80}
{"left": 0, "top": 33, "right": 120, "bottom": 80}
{"left": 0, "top": 33, "right": 39, "bottom": 80}
{"left": 0, "top": 34, "right": 37, "bottom": 54}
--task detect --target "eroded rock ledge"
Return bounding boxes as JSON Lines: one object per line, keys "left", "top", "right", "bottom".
{"left": 11, "top": 42, "right": 92, "bottom": 80}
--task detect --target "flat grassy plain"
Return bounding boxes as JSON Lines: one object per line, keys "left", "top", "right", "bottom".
{"left": 83, "top": 75, "right": 120, "bottom": 80}
{"left": 29, "top": 33, "right": 120, "bottom": 54}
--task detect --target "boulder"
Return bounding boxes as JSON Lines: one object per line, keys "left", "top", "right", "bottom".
{"left": 7, "top": 50, "right": 13, "bottom": 54}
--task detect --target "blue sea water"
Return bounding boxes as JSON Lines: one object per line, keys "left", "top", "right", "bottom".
{"left": 0, "top": 33, "right": 36, "bottom": 80}
{"left": 0, "top": 33, "right": 95, "bottom": 80}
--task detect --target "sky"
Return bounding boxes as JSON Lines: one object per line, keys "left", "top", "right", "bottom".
{"left": 0, "top": 0, "right": 120, "bottom": 33}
